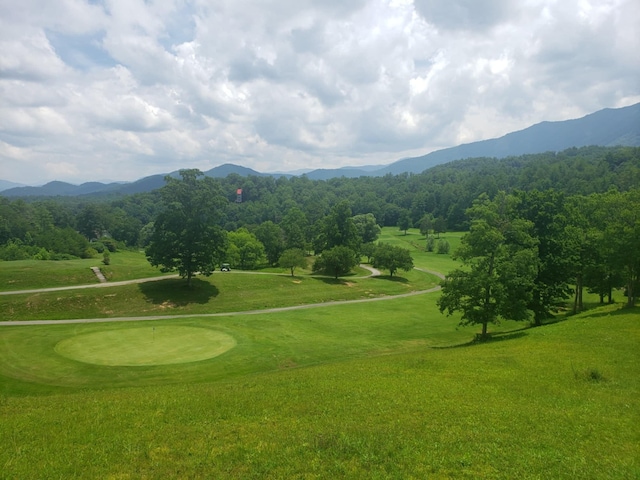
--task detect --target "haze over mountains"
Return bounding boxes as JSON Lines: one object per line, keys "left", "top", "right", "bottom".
{"left": 2, "top": 103, "right": 639, "bottom": 197}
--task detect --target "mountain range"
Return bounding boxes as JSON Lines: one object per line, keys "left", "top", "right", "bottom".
{"left": 2, "top": 102, "right": 638, "bottom": 197}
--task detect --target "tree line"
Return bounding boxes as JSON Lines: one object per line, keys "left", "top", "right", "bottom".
{"left": 438, "top": 188, "right": 639, "bottom": 337}
{"left": 0, "top": 146, "right": 638, "bottom": 306}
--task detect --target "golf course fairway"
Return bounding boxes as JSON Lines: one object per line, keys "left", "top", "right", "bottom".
{"left": 55, "top": 326, "right": 236, "bottom": 366}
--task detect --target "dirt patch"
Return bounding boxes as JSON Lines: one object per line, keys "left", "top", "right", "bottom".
{"left": 278, "top": 359, "right": 298, "bottom": 369}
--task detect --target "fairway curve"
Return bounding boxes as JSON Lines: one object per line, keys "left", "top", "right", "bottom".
{"left": 55, "top": 326, "right": 236, "bottom": 366}
{"left": 0, "top": 266, "right": 444, "bottom": 326}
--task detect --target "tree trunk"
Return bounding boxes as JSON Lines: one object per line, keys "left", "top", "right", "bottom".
{"left": 481, "top": 321, "right": 488, "bottom": 338}
{"left": 573, "top": 275, "right": 583, "bottom": 314}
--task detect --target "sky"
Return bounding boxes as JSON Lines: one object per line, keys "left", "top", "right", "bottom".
{"left": 1, "top": 0, "right": 639, "bottom": 185}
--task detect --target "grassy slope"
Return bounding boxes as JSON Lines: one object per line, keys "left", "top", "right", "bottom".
{"left": 1, "top": 304, "right": 638, "bottom": 478}
{"left": 0, "top": 251, "right": 172, "bottom": 291}
{"left": 1, "top": 228, "right": 638, "bottom": 478}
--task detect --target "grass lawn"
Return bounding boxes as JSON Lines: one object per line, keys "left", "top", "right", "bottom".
{"left": 0, "top": 300, "right": 637, "bottom": 478}
{"left": 0, "top": 250, "right": 172, "bottom": 291}
{"left": 0, "top": 267, "right": 439, "bottom": 321}
{"left": 1, "top": 230, "right": 638, "bottom": 478}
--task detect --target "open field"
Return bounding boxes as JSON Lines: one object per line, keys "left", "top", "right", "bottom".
{"left": 1, "top": 229, "right": 638, "bottom": 478}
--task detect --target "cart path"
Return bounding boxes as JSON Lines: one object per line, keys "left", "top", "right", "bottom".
{"left": 0, "top": 266, "right": 445, "bottom": 326}
{"left": 0, "top": 265, "right": 384, "bottom": 297}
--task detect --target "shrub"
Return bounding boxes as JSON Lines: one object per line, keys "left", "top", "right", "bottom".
{"left": 91, "top": 242, "right": 105, "bottom": 253}
{"left": 33, "top": 248, "right": 51, "bottom": 261}
{"left": 436, "top": 239, "right": 450, "bottom": 254}
{"left": 101, "top": 238, "right": 118, "bottom": 252}
{"left": 426, "top": 235, "right": 435, "bottom": 252}
{"left": 102, "top": 251, "right": 111, "bottom": 265}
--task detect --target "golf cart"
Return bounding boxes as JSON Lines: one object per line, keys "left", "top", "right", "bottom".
{"left": 220, "top": 263, "right": 231, "bottom": 272}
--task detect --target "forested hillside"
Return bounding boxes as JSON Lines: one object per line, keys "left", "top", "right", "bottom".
{"left": 1, "top": 146, "right": 638, "bottom": 311}
{"left": 1, "top": 146, "right": 638, "bottom": 246}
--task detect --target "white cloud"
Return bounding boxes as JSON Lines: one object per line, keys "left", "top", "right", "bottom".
{"left": 0, "top": 0, "right": 638, "bottom": 185}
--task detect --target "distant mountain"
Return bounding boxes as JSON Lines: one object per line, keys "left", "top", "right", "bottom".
{"left": 373, "top": 102, "right": 640, "bottom": 176}
{"left": 1, "top": 180, "right": 123, "bottom": 197}
{"left": 0, "top": 179, "right": 24, "bottom": 192}
{"left": 2, "top": 103, "right": 638, "bottom": 197}
{"left": 204, "top": 163, "right": 267, "bottom": 178}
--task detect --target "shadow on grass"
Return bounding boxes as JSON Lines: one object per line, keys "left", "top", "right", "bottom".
{"left": 579, "top": 304, "right": 638, "bottom": 319}
{"left": 311, "top": 276, "right": 351, "bottom": 286}
{"left": 138, "top": 277, "right": 218, "bottom": 306}
{"left": 372, "top": 275, "right": 410, "bottom": 283}
{"left": 433, "top": 328, "right": 529, "bottom": 350}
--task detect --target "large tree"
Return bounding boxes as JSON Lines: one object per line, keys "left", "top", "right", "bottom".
{"left": 315, "top": 201, "right": 360, "bottom": 254}
{"left": 599, "top": 189, "right": 640, "bottom": 307}
{"left": 313, "top": 245, "right": 359, "bottom": 279}
{"left": 279, "top": 248, "right": 307, "bottom": 277}
{"left": 372, "top": 243, "right": 414, "bottom": 277}
{"left": 352, "top": 213, "right": 381, "bottom": 244}
{"left": 255, "top": 221, "right": 284, "bottom": 266}
{"left": 146, "top": 169, "right": 228, "bottom": 286}
{"left": 227, "top": 228, "right": 265, "bottom": 270}
{"left": 438, "top": 192, "right": 539, "bottom": 338}
{"left": 516, "top": 190, "right": 573, "bottom": 325}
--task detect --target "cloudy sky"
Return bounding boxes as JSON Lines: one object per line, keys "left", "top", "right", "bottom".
{"left": 1, "top": 0, "right": 638, "bottom": 185}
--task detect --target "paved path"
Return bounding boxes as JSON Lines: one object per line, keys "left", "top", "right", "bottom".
{"left": 0, "top": 265, "right": 383, "bottom": 297}
{"left": 0, "top": 265, "right": 444, "bottom": 327}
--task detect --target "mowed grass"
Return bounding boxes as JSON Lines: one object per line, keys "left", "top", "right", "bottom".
{"left": 0, "top": 250, "right": 172, "bottom": 291}
{"left": 0, "top": 267, "right": 439, "bottom": 321}
{"left": 55, "top": 326, "right": 236, "bottom": 366}
{"left": 2, "top": 230, "right": 638, "bottom": 478}
{"left": 0, "top": 301, "right": 638, "bottom": 478}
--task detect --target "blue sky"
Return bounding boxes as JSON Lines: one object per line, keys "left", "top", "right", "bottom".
{"left": 1, "top": 0, "right": 638, "bottom": 185}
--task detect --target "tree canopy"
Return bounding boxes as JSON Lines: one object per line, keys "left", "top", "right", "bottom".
{"left": 372, "top": 243, "right": 414, "bottom": 277}
{"left": 438, "top": 192, "right": 539, "bottom": 338}
{"left": 145, "top": 169, "right": 228, "bottom": 286}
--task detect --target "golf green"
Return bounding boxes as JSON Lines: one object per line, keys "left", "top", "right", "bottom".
{"left": 55, "top": 326, "right": 236, "bottom": 366}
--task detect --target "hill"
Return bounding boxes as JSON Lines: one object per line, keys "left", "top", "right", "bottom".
{"left": 2, "top": 103, "right": 638, "bottom": 196}
{"left": 373, "top": 102, "right": 640, "bottom": 176}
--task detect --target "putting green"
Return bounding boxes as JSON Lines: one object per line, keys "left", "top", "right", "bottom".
{"left": 55, "top": 326, "right": 236, "bottom": 366}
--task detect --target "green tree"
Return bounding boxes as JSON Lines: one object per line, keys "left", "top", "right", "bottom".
{"left": 76, "top": 203, "right": 108, "bottom": 240}
{"left": 361, "top": 242, "right": 376, "bottom": 263}
{"left": 279, "top": 248, "right": 307, "bottom": 276}
{"left": 516, "top": 190, "right": 573, "bottom": 324}
{"left": 316, "top": 201, "right": 360, "bottom": 253}
{"left": 145, "top": 169, "right": 228, "bottom": 286}
{"left": 599, "top": 189, "right": 640, "bottom": 307}
{"left": 227, "top": 228, "right": 265, "bottom": 270}
{"left": 564, "top": 195, "right": 601, "bottom": 313}
{"left": 281, "top": 207, "right": 309, "bottom": 251}
{"left": 255, "top": 221, "right": 284, "bottom": 266}
{"left": 418, "top": 213, "right": 434, "bottom": 237}
{"left": 313, "top": 245, "right": 358, "bottom": 279}
{"left": 372, "top": 243, "right": 414, "bottom": 277}
{"left": 433, "top": 217, "right": 447, "bottom": 238}
{"left": 438, "top": 192, "right": 539, "bottom": 339}
{"left": 352, "top": 213, "right": 381, "bottom": 244}
{"left": 397, "top": 210, "right": 411, "bottom": 235}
